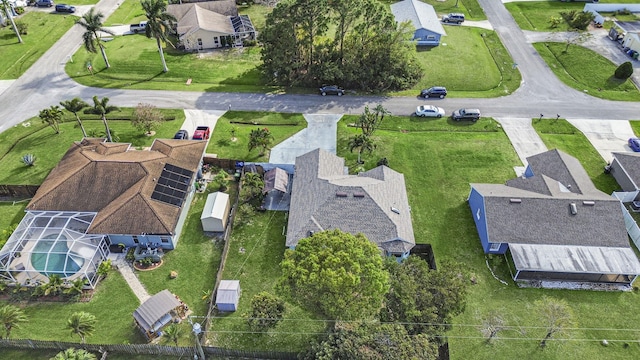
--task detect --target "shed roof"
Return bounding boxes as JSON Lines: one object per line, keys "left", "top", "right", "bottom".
{"left": 390, "top": 0, "right": 446, "bottom": 36}
{"left": 612, "top": 152, "right": 640, "bottom": 190}
{"left": 133, "top": 289, "right": 181, "bottom": 332}
{"left": 510, "top": 243, "right": 640, "bottom": 275}
{"left": 263, "top": 167, "right": 289, "bottom": 193}
{"left": 201, "top": 192, "right": 229, "bottom": 221}
{"left": 216, "top": 280, "right": 240, "bottom": 305}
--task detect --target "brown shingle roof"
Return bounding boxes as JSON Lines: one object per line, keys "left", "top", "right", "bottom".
{"left": 27, "top": 139, "right": 207, "bottom": 235}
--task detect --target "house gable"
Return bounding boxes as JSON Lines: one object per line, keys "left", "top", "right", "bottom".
{"left": 390, "top": 0, "right": 446, "bottom": 46}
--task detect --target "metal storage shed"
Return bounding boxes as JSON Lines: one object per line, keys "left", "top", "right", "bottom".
{"left": 201, "top": 192, "right": 230, "bottom": 232}
{"left": 216, "top": 280, "right": 240, "bottom": 312}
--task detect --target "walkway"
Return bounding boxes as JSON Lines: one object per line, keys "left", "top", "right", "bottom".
{"left": 268, "top": 114, "right": 342, "bottom": 164}
{"left": 109, "top": 254, "right": 150, "bottom": 304}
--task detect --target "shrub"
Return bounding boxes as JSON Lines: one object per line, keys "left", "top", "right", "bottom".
{"left": 15, "top": 7, "right": 25, "bottom": 15}
{"left": 615, "top": 61, "right": 633, "bottom": 80}
{"left": 15, "top": 21, "right": 27, "bottom": 35}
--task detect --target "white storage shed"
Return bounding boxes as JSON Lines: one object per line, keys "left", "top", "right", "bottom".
{"left": 216, "top": 280, "right": 241, "bottom": 312}
{"left": 201, "top": 192, "right": 230, "bottom": 232}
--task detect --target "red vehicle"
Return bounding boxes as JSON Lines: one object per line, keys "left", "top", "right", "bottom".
{"left": 193, "top": 126, "right": 210, "bottom": 140}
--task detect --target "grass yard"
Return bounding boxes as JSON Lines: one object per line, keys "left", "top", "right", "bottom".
{"left": 394, "top": 27, "right": 521, "bottom": 97}
{"left": 104, "top": 0, "right": 147, "bottom": 26}
{"left": 0, "top": 109, "right": 184, "bottom": 185}
{"left": 532, "top": 118, "right": 619, "bottom": 193}
{"left": 505, "top": 1, "right": 587, "bottom": 32}
{"left": 0, "top": 12, "right": 77, "bottom": 79}
{"left": 0, "top": 202, "right": 27, "bottom": 231}
{"left": 534, "top": 42, "right": 640, "bottom": 101}
{"left": 209, "top": 111, "right": 307, "bottom": 162}
{"left": 206, "top": 211, "right": 326, "bottom": 352}
{"left": 382, "top": 0, "right": 486, "bottom": 20}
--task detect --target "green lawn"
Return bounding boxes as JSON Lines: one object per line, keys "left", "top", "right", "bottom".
{"left": 104, "top": 0, "right": 147, "bottom": 25}
{"left": 209, "top": 111, "right": 307, "bottom": 162}
{"left": 532, "top": 119, "right": 619, "bottom": 193}
{"left": 0, "top": 202, "right": 27, "bottom": 231}
{"left": 382, "top": 0, "right": 486, "bottom": 21}
{"left": 0, "top": 12, "right": 77, "bottom": 79}
{"left": 0, "top": 109, "right": 184, "bottom": 185}
{"left": 630, "top": 120, "right": 640, "bottom": 135}
{"left": 534, "top": 42, "right": 640, "bottom": 101}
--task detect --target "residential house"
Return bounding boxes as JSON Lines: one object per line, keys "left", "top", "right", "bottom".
{"left": 608, "top": 152, "right": 640, "bottom": 196}
{"left": 390, "top": 0, "right": 446, "bottom": 46}
{"left": 286, "top": 149, "right": 415, "bottom": 259}
{"left": 468, "top": 149, "right": 640, "bottom": 287}
{"left": 167, "top": 0, "right": 255, "bottom": 51}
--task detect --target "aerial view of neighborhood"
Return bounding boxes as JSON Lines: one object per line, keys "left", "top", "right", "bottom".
{"left": 4, "top": 0, "right": 640, "bottom": 359}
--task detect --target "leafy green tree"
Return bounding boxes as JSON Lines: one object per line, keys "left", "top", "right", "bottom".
{"left": 348, "top": 134, "right": 375, "bottom": 165}
{"left": 141, "top": 0, "right": 177, "bottom": 73}
{"left": 278, "top": 229, "right": 389, "bottom": 320}
{"left": 132, "top": 103, "right": 164, "bottom": 135}
{"left": 302, "top": 322, "right": 437, "bottom": 360}
{"left": 536, "top": 296, "right": 574, "bottom": 348}
{"left": 248, "top": 127, "right": 274, "bottom": 156}
{"left": 97, "top": 259, "right": 112, "bottom": 278}
{"left": 161, "top": 323, "right": 182, "bottom": 346}
{"left": 39, "top": 105, "right": 64, "bottom": 134}
{"left": 479, "top": 310, "right": 506, "bottom": 344}
{"left": 85, "top": 96, "right": 119, "bottom": 142}
{"left": 60, "top": 98, "right": 89, "bottom": 138}
{"left": 0, "top": 304, "right": 27, "bottom": 339}
{"left": 76, "top": 8, "right": 115, "bottom": 69}
{"left": 246, "top": 291, "right": 286, "bottom": 332}
{"left": 615, "top": 61, "right": 634, "bottom": 80}
{"left": 50, "top": 348, "right": 97, "bottom": 360}
{"left": 356, "top": 104, "right": 389, "bottom": 137}
{"left": 380, "top": 256, "right": 469, "bottom": 336}
{"left": 259, "top": 1, "right": 303, "bottom": 85}
{"left": 66, "top": 311, "right": 97, "bottom": 344}
{"left": 329, "top": 0, "right": 363, "bottom": 64}
{"left": 241, "top": 172, "right": 264, "bottom": 203}
{"left": 1, "top": 0, "right": 23, "bottom": 43}
{"left": 213, "top": 170, "right": 229, "bottom": 191}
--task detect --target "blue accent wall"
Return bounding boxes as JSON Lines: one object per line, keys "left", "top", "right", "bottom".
{"left": 524, "top": 165, "right": 534, "bottom": 178}
{"left": 468, "top": 187, "right": 490, "bottom": 252}
{"left": 108, "top": 234, "right": 175, "bottom": 250}
{"left": 414, "top": 29, "right": 441, "bottom": 46}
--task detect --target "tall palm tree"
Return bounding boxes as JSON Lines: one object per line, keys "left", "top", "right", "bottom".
{"left": 85, "top": 96, "right": 119, "bottom": 142}
{"left": 39, "top": 105, "right": 64, "bottom": 134}
{"left": 66, "top": 312, "right": 96, "bottom": 344}
{"left": 60, "top": 98, "right": 89, "bottom": 138}
{"left": 0, "top": 304, "right": 27, "bottom": 339}
{"left": 141, "top": 0, "right": 177, "bottom": 73}
{"left": 349, "top": 134, "right": 375, "bottom": 164}
{"left": 51, "top": 347, "right": 97, "bottom": 360}
{"left": 76, "top": 8, "right": 115, "bottom": 69}
{"left": 1, "top": 0, "right": 23, "bottom": 43}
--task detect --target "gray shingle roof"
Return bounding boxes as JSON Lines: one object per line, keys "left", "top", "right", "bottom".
{"left": 612, "top": 152, "right": 640, "bottom": 190}
{"left": 390, "top": 0, "right": 446, "bottom": 35}
{"left": 286, "top": 149, "right": 415, "bottom": 253}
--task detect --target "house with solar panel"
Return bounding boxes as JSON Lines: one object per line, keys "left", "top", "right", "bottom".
{"left": 0, "top": 138, "right": 206, "bottom": 288}
{"left": 390, "top": 0, "right": 446, "bottom": 46}
{"left": 286, "top": 149, "right": 415, "bottom": 260}
{"left": 468, "top": 149, "right": 640, "bottom": 288}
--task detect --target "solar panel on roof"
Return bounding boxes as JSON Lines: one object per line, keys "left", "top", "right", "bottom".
{"left": 151, "top": 164, "right": 194, "bottom": 207}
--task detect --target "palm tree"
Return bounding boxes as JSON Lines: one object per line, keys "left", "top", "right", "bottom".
{"left": 85, "top": 96, "right": 119, "bottom": 142}
{"left": 348, "top": 134, "right": 375, "bottom": 164}
{"left": 66, "top": 312, "right": 96, "bottom": 344}
{"left": 51, "top": 347, "right": 97, "bottom": 360}
{"left": 1, "top": 0, "right": 23, "bottom": 43}
{"left": 248, "top": 127, "right": 274, "bottom": 156}
{"left": 0, "top": 304, "right": 27, "bottom": 339}
{"left": 161, "top": 323, "right": 182, "bottom": 346}
{"left": 60, "top": 98, "right": 89, "bottom": 138}
{"left": 43, "top": 274, "right": 64, "bottom": 296}
{"left": 39, "top": 105, "right": 65, "bottom": 134}
{"left": 76, "top": 8, "right": 115, "bottom": 69}
{"left": 141, "top": 0, "right": 177, "bottom": 73}
{"left": 63, "top": 278, "right": 87, "bottom": 297}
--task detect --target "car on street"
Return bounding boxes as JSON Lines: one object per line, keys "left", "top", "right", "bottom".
{"left": 629, "top": 138, "right": 640, "bottom": 152}
{"left": 193, "top": 126, "right": 210, "bottom": 140}
{"left": 55, "top": 4, "right": 75, "bottom": 13}
{"left": 420, "top": 86, "right": 447, "bottom": 99}
{"left": 415, "top": 105, "right": 445, "bottom": 118}
{"left": 442, "top": 13, "right": 465, "bottom": 24}
{"left": 319, "top": 85, "right": 345, "bottom": 96}
{"left": 452, "top": 108, "right": 481, "bottom": 122}
{"left": 36, "top": 0, "right": 54, "bottom": 7}
{"left": 173, "top": 130, "right": 189, "bottom": 140}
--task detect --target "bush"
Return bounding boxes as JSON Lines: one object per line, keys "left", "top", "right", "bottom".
{"left": 21, "top": 154, "right": 36, "bottom": 166}
{"left": 15, "top": 7, "right": 25, "bottom": 15}
{"left": 614, "top": 61, "right": 633, "bottom": 80}
{"left": 15, "top": 21, "right": 27, "bottom": 35}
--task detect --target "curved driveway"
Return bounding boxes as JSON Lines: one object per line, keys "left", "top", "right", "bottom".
{"left": 2, "top": 0, "right": 640, "bottom": 134}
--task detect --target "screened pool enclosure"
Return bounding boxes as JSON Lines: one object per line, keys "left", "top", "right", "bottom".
{"left": 0, "top": 211, "right": 108, "bottom": 289}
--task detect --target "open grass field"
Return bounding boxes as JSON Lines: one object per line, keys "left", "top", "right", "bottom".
{"left": 104, "top": 0, "right": 147, "bottom": 26}
{"left": 534, "top": 42, "right": 640, "bottom": 101}
{"left": 0, "top": 12, "right": 77, "bottom": 79}
{"left": 208, "top": 111, "right": 307, "bottom": 162}
{"left": 0, "top": 109, "right": 184, "bottom": 185}
{"left": 506, "top": 1, "right": 585, "bottom": 32}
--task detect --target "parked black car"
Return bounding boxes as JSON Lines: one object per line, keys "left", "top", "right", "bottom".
{"left": 452, "top": 108, "right": 481, "bottom": 122}
{"left": 55, "top": 4, "right": 75, "bottom": 13}
{"left": 420, "top": 86, "right": 447, "bottom": 99}
{"left": 173, "top": 130, "right": 190, "bottom": 140}
{"left": 442, "top": 13, "right": 465, "bottom": 24}
{"left": 319, "top": 85, "right": 345, "bottom": 96}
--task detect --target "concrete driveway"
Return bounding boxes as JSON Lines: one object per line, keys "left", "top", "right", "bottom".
{"left": 567, "top": 119, "right": 635, "bottom": 163}
{"left": 181, "top": 109, "right": 224, "bottom": 141}
{"left": 496, "top": 117, "right": 548, "bottom": 172}
{"left": 269, "top": 114, "right": 342, "bottom": 164}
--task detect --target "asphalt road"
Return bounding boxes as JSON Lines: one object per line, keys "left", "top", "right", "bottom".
{"left": 2, "top": 0, "right": 640, "bottom": 134}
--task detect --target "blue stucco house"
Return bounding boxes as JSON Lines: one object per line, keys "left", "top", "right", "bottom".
{"left": 390, "top": 0, "right": 446, "bottom": 46}
{"left": 468, "top": 149, "right": 640, "bottom": 288}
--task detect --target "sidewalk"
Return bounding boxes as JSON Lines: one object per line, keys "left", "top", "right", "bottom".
{"left": 109, "top": 253, "right": 150, "bottom": 304}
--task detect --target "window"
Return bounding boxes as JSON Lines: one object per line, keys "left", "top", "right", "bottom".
{"left": 214, "top": 37, "right": 219, "bottom": 44}
{"left": 132, "top": 236, "right": 139, "bottom": 244}
{"left": 426, "top": 35, "right": 436, "bottom": 40}
{"left": 161, "top": 237, "right": 170, "bottom": 244}
{"left": 489, "top": 243, "right": 501, "bottom": 251}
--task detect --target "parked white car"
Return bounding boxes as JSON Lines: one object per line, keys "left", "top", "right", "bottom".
{"left": 415, "top": 105, "right": 445, "bottom": 118}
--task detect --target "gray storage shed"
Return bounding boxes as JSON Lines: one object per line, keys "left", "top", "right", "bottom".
{"left": 216, "top": 280, "right": 241, "bottom": 312}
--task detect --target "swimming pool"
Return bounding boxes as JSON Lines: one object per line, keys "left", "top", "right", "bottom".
{"left": 30, "top": 234, "right": 84, "bottom": 277}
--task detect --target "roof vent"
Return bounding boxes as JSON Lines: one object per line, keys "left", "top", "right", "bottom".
{"left": 308, "top": 230, "right": 314, "bottom": 237}
{"left": 336, "top": 192, "right": 348, "bottom": 197}
{"left": 570, "top": 203, "right": 577, "bottom": 215}
{"left": 391, "top": 207, "right": 400, "bottom": 214}
{"left": 582, "top": 201, "right": 595, "bottom": 206}
{"left": 509, "top": 198, "right": 522, "bottom": 204}
{"left": 353, "top": 193, "right": 365, "bottom": 198}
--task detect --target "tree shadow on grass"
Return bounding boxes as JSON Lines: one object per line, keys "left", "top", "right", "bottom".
{"left": 604, "top": 75, "right": 631, "bottom": 90}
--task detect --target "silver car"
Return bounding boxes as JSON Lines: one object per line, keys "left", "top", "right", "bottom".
{"left": 415, "top": 105, "right": 445, "bottom": 118}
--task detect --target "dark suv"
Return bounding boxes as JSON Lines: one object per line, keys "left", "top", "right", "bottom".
{"left": 319, "top": 85, "right": 345, "bottom": 96}
{"left": 452, "top": 108, "right": 480, "bottom": 122}
{"left": 442, "top": 13, "right": 465, "bottom": 24}
{"left": 173, "top": 130, "right": 189, "bottom": 140}
{"left": 420, "top": 86, "right": 447, "bottom": 99}
{"left": 55, "top": 4, "right": 76, "bottom": 13}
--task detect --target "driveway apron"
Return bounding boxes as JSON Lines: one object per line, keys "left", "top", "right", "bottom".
{"left": 181, "top": 109, "right": 224, "bottom": 139}
{"left": 496, "top": 117, "right": 548, "bottom": 170}
{"left": 268, "top": 114, "right": 342, "bottom": 164}
{"left": 567, "top": 119, "right": 635, "bottom": 163}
